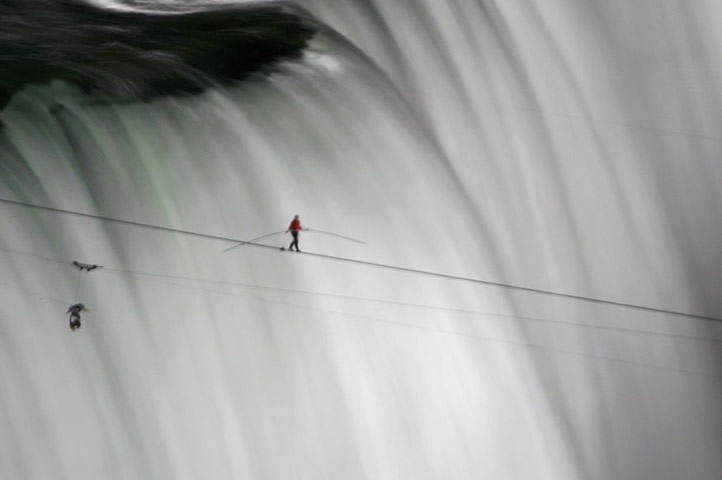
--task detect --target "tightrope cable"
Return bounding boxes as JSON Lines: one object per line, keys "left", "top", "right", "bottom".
{"left": 2, "top": 197, "right": 720, "bottom": 323}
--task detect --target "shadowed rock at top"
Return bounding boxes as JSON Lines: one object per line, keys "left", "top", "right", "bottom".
{"left": 0, "top": 0, "right": 317, "bottom": 108}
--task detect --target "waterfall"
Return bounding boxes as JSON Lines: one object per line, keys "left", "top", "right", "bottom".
{"left": 1, "top": 1, "right": 720, "bottom": 479}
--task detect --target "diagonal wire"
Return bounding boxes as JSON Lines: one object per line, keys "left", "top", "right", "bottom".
{"left": 1, "top": 197, "right": 721, "bottom": 323}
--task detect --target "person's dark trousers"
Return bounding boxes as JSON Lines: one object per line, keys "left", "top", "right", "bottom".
{"left": 289, "top": 231, "right": 300, "bottom": 252}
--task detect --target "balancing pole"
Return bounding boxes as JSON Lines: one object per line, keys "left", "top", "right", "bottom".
{"left": 223, "top": 230, "right": 287, "bottom": 252}
{"left": 305, "top": 229, "right": 366, "bottom": 245}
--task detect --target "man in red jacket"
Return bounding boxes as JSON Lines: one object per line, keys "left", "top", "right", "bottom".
{"left": 286, "top": 214, "right": 304, "bottom": 252}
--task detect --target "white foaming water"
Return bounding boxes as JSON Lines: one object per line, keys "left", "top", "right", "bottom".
{"left": 1, "top": 1, "right": 721, "bottom": 480}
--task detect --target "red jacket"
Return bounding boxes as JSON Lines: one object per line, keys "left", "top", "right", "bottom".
{"left": 289, "top": 219, "right": 302, "bottom": 232}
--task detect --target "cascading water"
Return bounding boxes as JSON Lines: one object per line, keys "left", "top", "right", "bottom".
{"left": 1, "top": 1, "right": 720, "bottom": 479}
